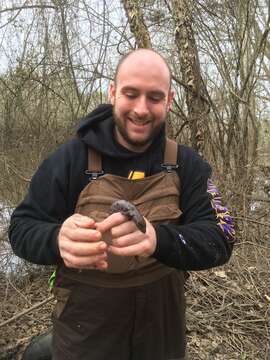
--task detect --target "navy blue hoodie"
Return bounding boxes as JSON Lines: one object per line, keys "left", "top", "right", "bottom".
{"left": 9, "top": 104, "right": 235, "bottom": 270}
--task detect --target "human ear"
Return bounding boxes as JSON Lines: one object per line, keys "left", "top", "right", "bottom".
{"left": 109, "top": 83, "right": 116, "bottom": 105}
{"left": 167, "top": 90, "right": 175, "bottom": 111}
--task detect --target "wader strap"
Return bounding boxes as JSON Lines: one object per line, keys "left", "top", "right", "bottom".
{"left": 85, "top": 148, "right": 104, "bottom": 180}
{"left": 85, "top": 138, "right": 178, "bottom": 179}
{"left": 162, "top": 138, "right": 179, "bottom": 172}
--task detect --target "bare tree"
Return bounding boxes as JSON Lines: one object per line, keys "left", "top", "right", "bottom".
{"left": 121, "top": 0, "right": 152, "bottom": 48}
{"left": 168, "top": 0, "right": 210, "bottom": 155}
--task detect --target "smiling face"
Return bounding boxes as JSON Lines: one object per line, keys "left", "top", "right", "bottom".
{"left": 109, "top": 50, "right": 174, "bottom": 152}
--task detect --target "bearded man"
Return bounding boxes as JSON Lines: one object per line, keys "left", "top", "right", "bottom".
{"left": 9, "top": 49, "right": 235, "bottom": 360}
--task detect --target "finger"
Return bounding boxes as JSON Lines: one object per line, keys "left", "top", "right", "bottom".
{"left": 63, "top": 251, "right": 108, "bottom": 268}
{"left": 61, "top": 239, "right": 107, "bottom": 256}
{"left": 111, "top": 231, "right": 143, "bottom": 248}
{"left": 108, "top": 242, "right": 145, "bottom": 257}
{"left": 110, "top": 220, "right": 138, "bottom": 239}
{"left": 95, "top": 260, "right": 108, "bottom": 270}
{"left": 73, "top": 214, "right": 96, "bottom": 228}
{"left": 63, "top": 227, "right": 102, "bottom": 243}
{"left": 96, "top": 212, "right": 127, "bottom": 233}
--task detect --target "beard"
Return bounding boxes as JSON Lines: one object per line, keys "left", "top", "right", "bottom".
{"left": 113, "top": 108, "right": 165, "bottom": 150}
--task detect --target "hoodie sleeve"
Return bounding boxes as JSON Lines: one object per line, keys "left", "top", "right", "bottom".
{"left": 152, "top": 145, "right": 235, "bottom": 271}
{"left": 8, "top": 139, "right": 87, "bottom": 265}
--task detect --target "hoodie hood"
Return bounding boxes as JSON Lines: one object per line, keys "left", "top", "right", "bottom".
{"left": 77, "top": 104, "right": 166, "bottom": 159}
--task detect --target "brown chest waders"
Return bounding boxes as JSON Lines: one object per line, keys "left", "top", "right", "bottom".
{"left": 52, "top": 138, "right": 188, "bottom": 360}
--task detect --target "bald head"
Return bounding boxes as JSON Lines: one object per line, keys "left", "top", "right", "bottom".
{"left": 109, "top": 48, "right": 175, "bottom": 152}
{"left": 114, "top": 49, "right": 172, "bottom": 89}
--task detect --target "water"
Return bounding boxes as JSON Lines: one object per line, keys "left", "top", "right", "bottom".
{"left": 0, "top": 201, "right": 25, "bottom": 275}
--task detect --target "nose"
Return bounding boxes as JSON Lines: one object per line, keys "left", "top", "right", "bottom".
{"left": 133, "top": 96, "right": 149, "bottom": 118}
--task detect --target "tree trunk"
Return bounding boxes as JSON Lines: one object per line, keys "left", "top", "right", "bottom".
{"left": 121, "top": 0, "right": 152, "bottom": 48}
{"left": 170, "top": 0, "right": 210, "bottom": 155}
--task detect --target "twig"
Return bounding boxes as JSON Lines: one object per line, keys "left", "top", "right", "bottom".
{"left": 0, "top": 295, "right": 54, "bottom": 328}
{"left": 6, "top": 163, "right": 30, "bottom": 183}
{"left": 7, "top": 278, "right": 32, "bottom": 306}
{"left": 236, "top": 241, "right": 270, "bottom": 250}
{"left": 233, "top": 216, "right": 270, "bottom": 227}
{"left": 0, "top": 5, "right": 56, "bottom": 14}
{"left": 246, "top": 196, "right": 270, "bottom": 203}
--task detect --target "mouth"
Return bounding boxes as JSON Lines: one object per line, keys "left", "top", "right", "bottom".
{"left": 127, "top": 117, "right": 150, "bottom": 127}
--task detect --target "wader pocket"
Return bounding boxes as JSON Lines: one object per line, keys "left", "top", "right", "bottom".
{"left": 52, "top": 287, "right": 71, "bottom": 319}
{"left": 88, "top": 210, "right": 108, "bottom": 223}
{"left": 149, "top": 204, "right": 182, "bottom": 224}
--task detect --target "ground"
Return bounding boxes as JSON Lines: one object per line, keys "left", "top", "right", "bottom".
{"left": 0, "top": 233, "right": 269, "bottom": 360}
{"left": 0, "top": 197, "right": 269, "bottom": 359}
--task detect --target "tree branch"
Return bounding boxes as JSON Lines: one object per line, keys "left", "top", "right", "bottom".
{"left": 0, "top": 5, "right": 56, "bottom": 14}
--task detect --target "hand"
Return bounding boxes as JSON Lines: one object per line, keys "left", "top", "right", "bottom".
{"left": 58, "top": 214, "right": 108, "bottom": 270}
{"left": 96, "top": 213, "right": 157, "bottom": 257}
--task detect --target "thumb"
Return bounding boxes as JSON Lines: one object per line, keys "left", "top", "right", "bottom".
{"left": 73, "top": 213, "right": 96, "bottom": 228}
{"left": 96, "top": 212, "right": 126, "bottom": 233}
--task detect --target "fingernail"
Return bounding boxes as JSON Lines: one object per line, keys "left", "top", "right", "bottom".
{"left": 99, "top": 242, "right": 107, "bottom": 250}
{"left": 98, "top": 261, "right": 108, "bottom": 271}
{"left": 94, "top": 231, "right": 102, "bottom": 240}
{"left": 101, "top": 261, "right": 108, "bottom": 269}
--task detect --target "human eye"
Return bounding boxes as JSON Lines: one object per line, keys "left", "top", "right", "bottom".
{"left": 148, "top": 92, "right": 165, "bottom": 103}
{"left": 125, "top": 92, "right": 137, "bottom": 99}
{"left": 121, "top": 87, "right": 139, "bottom": 100}
{"left": 150, "top": 96, "right": 162, "bottom": 103}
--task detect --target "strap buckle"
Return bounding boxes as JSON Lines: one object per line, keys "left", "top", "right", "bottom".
{"left": 85, "top": 170, "right": 104, "bottom": 180}
{"left": 161, "top": 163, "right": 179, "bottom": 173}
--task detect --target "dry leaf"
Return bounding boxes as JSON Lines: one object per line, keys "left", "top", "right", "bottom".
{"left": 213, "top": 270, "right": 227, "bottom": 279}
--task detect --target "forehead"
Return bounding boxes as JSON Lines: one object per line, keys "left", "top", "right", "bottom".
{"left": 116, "top": 52, "right": 171, "bottom": 92}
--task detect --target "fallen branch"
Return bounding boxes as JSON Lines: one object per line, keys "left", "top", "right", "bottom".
{"left": 0, "top": 295, "right": 54, "bottom": 328}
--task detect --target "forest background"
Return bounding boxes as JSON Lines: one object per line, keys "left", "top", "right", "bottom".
{"left": 0, "top": 1, "right": 269, "bottom": 359}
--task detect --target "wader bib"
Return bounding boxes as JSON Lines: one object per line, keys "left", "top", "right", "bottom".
{"left": 52, "top": 139, "right": 188, "bottom": 360}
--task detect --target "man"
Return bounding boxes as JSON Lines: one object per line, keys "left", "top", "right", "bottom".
{"left": 9, "top": 49, "right": 235, "bottom": 360}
